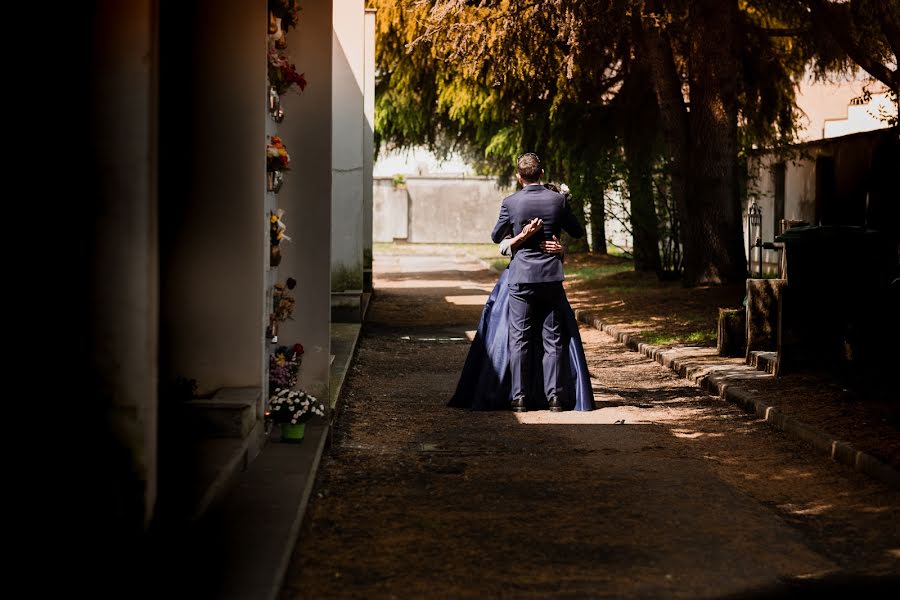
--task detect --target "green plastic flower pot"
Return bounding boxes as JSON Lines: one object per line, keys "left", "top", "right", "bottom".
{"left": 280, "top": 422, "right": 306, "bottom": 443}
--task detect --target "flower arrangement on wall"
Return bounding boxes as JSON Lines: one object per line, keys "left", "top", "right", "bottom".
{"left": 268, "top": 0, "right": 301, "bottom": 48}
{"left": 273, "top": 277, "right": 297, "bottom": 321}
{"left": 268, "top": 343, "right": 304, "bottom": 393}
{"left": 267, "top": 136, "right": 291, "bottom": 191}
{"left": 267, "top": 277, "right": 297, "bottom": 341}
{"left": 265, "top": 340, "right": 323, "bottom": 441}
{"left": 269, "top": 209, "right": 291, "bottom": 267}
{"left": 269, "top": 0, "right": 302, "bottom": 32}
{"left": 268, "top": 48, "right": 308, "bottom": 96}
{"left": 270, "top": 209, "right": 289, "bottom": 245}
{"left": 267, "top": 136, "right": 291, "bottom": 171}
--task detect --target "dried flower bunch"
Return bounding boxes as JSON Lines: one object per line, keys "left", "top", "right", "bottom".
{"left": 272, "top": 277, "right": 297, "bottom": 323}
{"left": 269, "top": 0, "right": 302, "bottom": 32}
{"left": 267, "top": 135, "right": 291, "bottom": 171}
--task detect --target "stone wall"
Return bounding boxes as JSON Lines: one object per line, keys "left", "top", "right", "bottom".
{"left": 373, "top": 175, "right": 514, "bottom": 243}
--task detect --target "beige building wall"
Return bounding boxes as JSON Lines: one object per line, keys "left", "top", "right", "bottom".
{"left": 160, "top": 2, "right": 268, "bottom": 395}
{"left": 89, "top": 0, "right": 160, "bottom": 527}
{"left": 363, "top": 9, "right": 376, "bottom": 291}
{"left": 794, "top": 71, "right": 895, "bottom": 142}
{"left": 331, "top": 0, "right": 365, "bottom": 308}
{"left": 278, "top": 0, "right": 334, "bottom": 401}
{"left": 745, "top": 69, "right": 896, "bottom": 275}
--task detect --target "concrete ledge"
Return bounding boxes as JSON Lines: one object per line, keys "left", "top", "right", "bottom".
{"left": 329, "top": 322, "right": 363, "bottom": 411}
{"left": 184, "top": 387, "right": 260, "bottom": 438}
{"left": 173, "top": 309, "right": 368, "bottom": 599}
{"left": 195, "top": 422, "right": 330, "bottom": 600}
{"left": 331, "top": 290, "right": 364, "bottom": 323}
{"left": 748, "top": 350, "right": 777, "bottom": 373}
{"left": 575, "top": 309, "right": 900, "bottom": 490}
{"left": 188, "top": 421, "right": 261, "bottom": 522}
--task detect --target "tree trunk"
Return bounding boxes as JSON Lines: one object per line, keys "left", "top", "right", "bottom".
{"left": 622, "top": 47, "right": 661, "bottom": 272}
{"left": 589, "top": 196, "right": 607, "bottom": 254}
{"left": 639, "top": 0, "right": 691, "bottom": 275}
{"left": 624, "top": 138, "right": 661, "bottom": 271}
{"left": 640, "top": 0, "right": 747, "bottom": 286}
{"left": 684, "top": 0, "right": 747, "bottom": 285}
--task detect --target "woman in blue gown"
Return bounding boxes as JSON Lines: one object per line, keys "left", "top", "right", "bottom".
{"left": 449, "top": 206, "right": 594, "bottom": 412}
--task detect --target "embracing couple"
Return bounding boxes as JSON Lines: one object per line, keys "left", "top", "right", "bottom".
{"left": 449, "top": 152, "right": 593, "bottom": 413}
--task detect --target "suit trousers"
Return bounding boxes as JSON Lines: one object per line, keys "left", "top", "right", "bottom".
{"left": 508, "top": 281, "right": 564, "bottom": 403}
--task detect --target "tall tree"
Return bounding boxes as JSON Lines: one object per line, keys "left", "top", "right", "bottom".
{"left": 620, "top": 15, "right": 661, "bottom": 272}
{"left": 803, "top": 0, "right": 899, "bottom": 94}
{"left": 373, "top": 0, "right": 813, "bottom": 284}
{"left": 638, "top": 0, "right": 751, "bottom": 285}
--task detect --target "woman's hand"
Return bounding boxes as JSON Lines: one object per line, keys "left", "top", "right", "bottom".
{"left": 540, "top": 235, "right": 565, "bottom": 255}
{"left": 520, "top": 217, "right": 543, "bottom": 239}
{"left": 509, "top": 218, "right": 543, "bottom": 253}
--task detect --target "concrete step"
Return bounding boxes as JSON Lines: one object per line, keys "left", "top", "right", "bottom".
{"left": 748, "top": 350, "right": 778, "bottom": 374}
{"left": 180, "top": 422, "right": 329, "bottom": 600}
{"left": 331, "top": 289, "right": 364, "bottom": 322}
{"left": 184, "top": 386, "right": 260, "bottom": 438}
{"left": 153, "top": 322, "right": 364, "bottom": 599}
{"left": 166, "top": 387, "right": 264, "bottom": 522}
{"left": 183, "top": 429, "right": 256, "bottom": 521}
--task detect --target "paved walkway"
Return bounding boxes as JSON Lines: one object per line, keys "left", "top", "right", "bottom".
{"left": 278, "top": 246, "right": 900, "bottom": 599}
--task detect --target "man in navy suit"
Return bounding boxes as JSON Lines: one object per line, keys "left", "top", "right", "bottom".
{"left": 491, "top": 152, "right": 585, "bottom": 412}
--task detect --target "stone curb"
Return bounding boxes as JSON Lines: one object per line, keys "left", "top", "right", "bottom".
{"left": 575, "top": 309, "right": 900, "bottom": 489}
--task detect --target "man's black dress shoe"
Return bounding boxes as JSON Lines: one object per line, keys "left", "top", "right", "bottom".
{"left": 511, "top": 397, "right": 527, "bottom": 413}
{"left": 548, "top": 396, "right": 563, "bottom": 412}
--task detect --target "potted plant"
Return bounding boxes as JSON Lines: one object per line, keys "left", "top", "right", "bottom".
{"left": 266, "top": 387, "right": 325, "bottom": 442}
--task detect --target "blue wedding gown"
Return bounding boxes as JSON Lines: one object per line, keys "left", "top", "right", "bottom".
{"left": 449, "top": 267, "right": 594, "bottom": 411}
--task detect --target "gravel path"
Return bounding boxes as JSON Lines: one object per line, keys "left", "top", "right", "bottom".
{"left": 280, "top": 246, "right": 900, "bottom": 599}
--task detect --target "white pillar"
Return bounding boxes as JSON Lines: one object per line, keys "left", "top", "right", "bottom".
{"left": 279, "top": 0, "right": 334, "bottom": 402}
{"left": 159, "top": 4, "right": 267, "bottom": 393}
{"left": 331, "top": 0, "right": 365, "bottom": 321}
{"left": 363, "top": 8, "right": 376, "bottom": 292}
{"left": 89, "top": 0, "right": 159, "bottom": 529}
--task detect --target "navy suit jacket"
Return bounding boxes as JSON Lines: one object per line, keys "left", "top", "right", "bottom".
{"left": 491, "top": 184, "right": 585, "bottom": 285}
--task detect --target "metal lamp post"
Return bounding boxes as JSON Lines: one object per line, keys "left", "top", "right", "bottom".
{"left": 747, "top": 200, "right": 763, "bottom": 278}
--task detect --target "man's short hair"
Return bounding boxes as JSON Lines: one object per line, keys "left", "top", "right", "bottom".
{"left": 517, "top": 152, "right": 542, "bottom": 183}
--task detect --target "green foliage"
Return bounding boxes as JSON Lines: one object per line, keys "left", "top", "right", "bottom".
{"left": 373, "top": 0, "right": 897, "bottom": 282}
{"left": 373, "top": 0, "right": 824, "bottom": 182}
{"left": 566, "top": 263, "right": 634, "bottom": 280}
{"left": 641, "top": 329, "right": 717, "bottom": 346}
{"left": 490, "top": 258, "right": 510, "bottom": 272}
{"left": 331, "top": 263, "right": 363, "bottom": 291}
{"left": 372, "top": 0, "right": 630, "bottom": 184}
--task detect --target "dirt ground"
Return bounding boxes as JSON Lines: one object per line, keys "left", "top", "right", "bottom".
{"left": 560, "top": 251, "right": 900, "bottom": 470}
{"left": 279, "top": 244, "right": 900, "bottom": 599}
